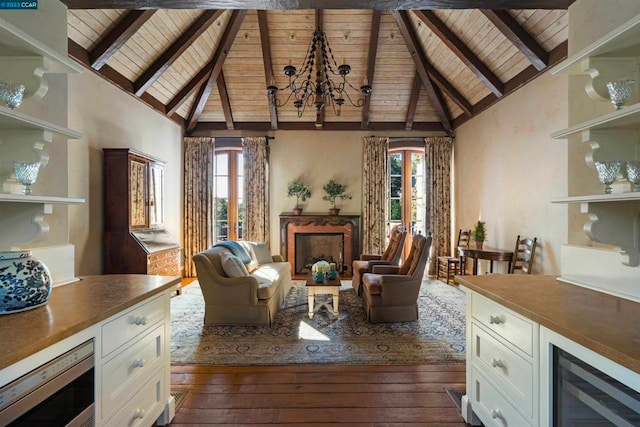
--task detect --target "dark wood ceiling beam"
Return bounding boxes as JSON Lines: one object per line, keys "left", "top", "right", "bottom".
{"left": 361, "top": 10, "right": 381, "bottom": 130}
{"left": 217, "top": 71, "right": 235, "bottom": 130}
{"left": 89, "top": 9, "right": 155, "bottom": 70}
{"left": 392, "top": 10, "right": 454, "bottom": 135}
{"left": 68, "top": 39, "right": 185, "bottom": 127}
{"left": 134, "top": 9, "right": 223, "bottom": 96}
{"left": 481, "top": 9, "right": 548, "bottom": 71}
{"left": 414, "top": 10, "right": 504, "bottom": 97}
{"left": 192, "top": 121, "right": 448, "bottom": 132}
{"left": 169, "top": 10, "right": 247, "bottom": 117}
{"left": 257, "top": 10, "right": 278, "bottom": 130}
{"left": 453, "top": 41, "right": 567, "bottom": 128}
{"left": 62, "top": 1, "right": 575, "bottom": 10}
{"left": 405, "top": 72, "right": 421, "bottom": 131}
{"left": 314, "top": 9, "right": 324, "bottom": 130}
{"left": 393, "top": 11, "right": 473, "bottom": 117}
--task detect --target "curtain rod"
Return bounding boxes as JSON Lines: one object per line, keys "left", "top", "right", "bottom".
{"left": 215, "top": 136, "right": 274, "bottom": 141}
{"left": 383, "top": 137, "right": 426, "bottom": 142}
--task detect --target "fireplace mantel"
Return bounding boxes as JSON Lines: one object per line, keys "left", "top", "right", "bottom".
{"left": 279, "top": 214, "right": 361, "bottom": 277}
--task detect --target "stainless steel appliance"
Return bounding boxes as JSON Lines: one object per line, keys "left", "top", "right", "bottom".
{"left": 0, "top": 340, "right": 94, "bottom": 426}
{"left": 554, "top": 347, "right": 640, "bottom": 426}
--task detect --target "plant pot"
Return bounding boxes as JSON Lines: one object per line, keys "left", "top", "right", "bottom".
{"left": 475, "top": 241, "right": 484, "bottom": 250}
{"left": 329, "top": 208, "right": 340, "bottom": 216}
{"left": 292, "top": 208, "right": 303, "bottom": 216}
{"left": 0, "top": 250, "right": 52, "bottom": 315}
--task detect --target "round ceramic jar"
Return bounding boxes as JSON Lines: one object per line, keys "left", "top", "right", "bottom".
{"left": 0, "top": 250, "right": 52, "bottom": 315}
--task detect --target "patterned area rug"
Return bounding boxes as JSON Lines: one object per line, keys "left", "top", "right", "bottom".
{"left": 170, "top": 279, "right": 466, "bottom": 365}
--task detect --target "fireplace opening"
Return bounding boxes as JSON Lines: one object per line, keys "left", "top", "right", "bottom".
{"left": 295, "top": 233, "right": 344, "bottom": 275}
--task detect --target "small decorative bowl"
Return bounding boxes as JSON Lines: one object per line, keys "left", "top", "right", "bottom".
{"left": 594, "top": 161, "right": 622, "bottom": 194}
{"left": 626, "top": 160, "right": 640, "bottom": 192}
{"left": 606, "top": 79, "right": 634, "bottom": 110}
{"left": 13, "top": 161, "right": 41, "bottom": 195}
{"left": 0, "top": 80, "right": 25, "bottom": 110}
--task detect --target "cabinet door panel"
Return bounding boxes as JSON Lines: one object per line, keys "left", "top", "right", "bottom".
{"left": 130, "top": 159, "right": 148, "bottom": 228}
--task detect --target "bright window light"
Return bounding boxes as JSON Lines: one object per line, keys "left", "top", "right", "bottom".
{"left": 298, "top": 321, "right": 330, "bottom": 341}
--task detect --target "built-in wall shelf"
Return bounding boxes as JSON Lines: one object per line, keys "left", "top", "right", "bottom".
{"left": 0, "top": 105, "right": 83, "bottom": 138}
{"left": 551, "top": 193, "right": 640, "bottom": 204}
{"left": 0, "top": 17, "right": 82, "bottom": 74}
{"left": 552, "top": 13, "right": 640, "bottom": 75}
{"left": 0, "top": 194, "right": 84, "bottom": 204}
{"left": 551, "top": 102, "right": 640, "bottom": 138}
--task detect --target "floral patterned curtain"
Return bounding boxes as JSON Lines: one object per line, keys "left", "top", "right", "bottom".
{"left": 242, "top": 136, "right": 269, "bottom": 243}
{"left": 183, "top": 136, "right": 215, "bottom": 277}
{"left": 425, "top": 136, "right": 453, "bottom": 275}
{"left": 362, "top": 136, "right": 390, "bottom": 254}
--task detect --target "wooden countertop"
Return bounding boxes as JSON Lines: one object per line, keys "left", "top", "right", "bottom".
{"left": 455, "top": 274, "right": 640, "bottom": 374}
{"left": 0, "top": 274, "right": 180, "bottom": 370}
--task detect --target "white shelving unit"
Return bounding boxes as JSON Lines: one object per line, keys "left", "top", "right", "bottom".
{"left": 550, "top": 14, "right": 640, "bottom": 268}
{"left": 0, "top": 14, "right": 84, "bottom": 251}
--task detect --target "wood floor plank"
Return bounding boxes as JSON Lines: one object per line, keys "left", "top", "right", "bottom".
{"left": 183, "top": 392, "right": 454, "bottom": 408}
{"left": 167, "top": 364, "right": 468, "bottom": 426}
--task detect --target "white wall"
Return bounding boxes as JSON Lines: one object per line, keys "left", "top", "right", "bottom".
{"left": 454, "top": 72, "right": 569, "bottom": 275}
{"left": 68, "top": 71, "right": 182, "bottom": 275}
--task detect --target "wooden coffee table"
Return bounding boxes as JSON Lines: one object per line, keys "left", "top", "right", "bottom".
{"left": 305, "top": 274, "right": 340, "bottom": 319}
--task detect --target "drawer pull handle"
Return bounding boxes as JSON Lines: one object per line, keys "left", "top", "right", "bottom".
{"left": 491, "top": 358, "right": 505, "bottom": 369}
{"left": 133, "top": 409, "right": 146, "bottom": 419}
{"left": 489, "top": 315, "right": 504, "bottom": 325}
{"left": 132, "top": 358, "right": 146, "bottom": 368}
{"left": 491, "top": 409, "right": 503, "bottom": 420}
{"left": 134, "top": 316, "right": 147, "bottom": 326}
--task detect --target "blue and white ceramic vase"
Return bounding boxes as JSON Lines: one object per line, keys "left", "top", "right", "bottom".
{"left": 0, "top": 251, "right": 52, "bottom": 315}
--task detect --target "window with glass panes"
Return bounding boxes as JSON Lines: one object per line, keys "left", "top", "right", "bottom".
{"left": 389, "top": 149, "right": 426, "bottom": 256}
{"left": 214, "top": 149, "right": 244, "bottom": 241}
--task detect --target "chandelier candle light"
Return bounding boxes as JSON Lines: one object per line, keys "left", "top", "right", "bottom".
{"left": 267, "top": 29, "right": 372, "bottom": 117}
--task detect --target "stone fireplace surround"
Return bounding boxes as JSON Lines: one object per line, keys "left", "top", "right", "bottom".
{"left": 279, "top": 214, "right": 360, "bottom": 277}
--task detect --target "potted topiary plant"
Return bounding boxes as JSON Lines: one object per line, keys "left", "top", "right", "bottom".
{"left": 322, "top": 179, "right": 351, "bottom": 215}
{"left": 471, "top": 220, "right": 487, "bottom": 249}
{"left": 287, "top": 179, "right": 311, "bottom": 215}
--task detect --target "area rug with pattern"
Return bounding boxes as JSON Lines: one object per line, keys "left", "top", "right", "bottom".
{"left": 170, "top": 279, "right": 466, "bottom": 365}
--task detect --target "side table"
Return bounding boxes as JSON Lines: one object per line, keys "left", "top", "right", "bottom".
{"left": 305, "top": 274, "right": 340, "bottom": 319}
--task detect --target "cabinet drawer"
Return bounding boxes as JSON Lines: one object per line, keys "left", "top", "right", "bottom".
{"left": 471, "top": 323, "right": 534, "bottom": 417}
{"left": 470, "top": 367, "right": 532, "bottom": 427}
{"left": 104, "top": 367, "right": 166, "bottom": 427}
{"left": 102, "top": 295, "right": 165, "bottom": 357}
{"left": 150, "top": 264, "right": 180, "bottom": 276}
{"left": 148, "top": 258, "right": 178, "bottom": 273}
{"left": 471, "top": 293, "right": 534, "bottom": 356}
{"left": 148, "top": 248, "right": 179, "bottom": 263}
{"left": 101, "top": 324, "right": 166, "bottom": 419}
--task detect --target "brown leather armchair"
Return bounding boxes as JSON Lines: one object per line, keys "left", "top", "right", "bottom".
{"left": 352, "top": 226, "right": 407, "bottom": 296}
{"left": 361, "top": 234, "right": 432, "bottom": 323}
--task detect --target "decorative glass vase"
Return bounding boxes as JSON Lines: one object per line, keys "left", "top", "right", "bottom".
{"left": 626, "top": 160, "right": 640, "bottom": 192}
{"left": 0, "top": 80, "right": 25, "bottom": 109}
{"left": 594, "top": 161, "right": 622, "bottom": 194}
{"left": 606, "top": 79, "right": 634, "bottom": 110}
{"left": 0, "top": 250, "right": 52, "bottom": 315}
{"left": 13, "top": 161, "right": 41, "bottom": 195}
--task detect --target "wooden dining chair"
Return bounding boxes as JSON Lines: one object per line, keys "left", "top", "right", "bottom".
{"left": 437, "top": 229, "right": 471, "bottom": 284}
{"left": 511, "top": 235, "right": 538, "bottom": 274}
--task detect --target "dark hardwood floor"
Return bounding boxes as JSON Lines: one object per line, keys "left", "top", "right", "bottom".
{"left": 168, "top": 364, "right": 468, "bottom": 426}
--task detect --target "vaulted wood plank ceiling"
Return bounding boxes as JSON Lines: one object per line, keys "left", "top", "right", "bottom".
{"left": 63, "top": 1, "right": 572, "bottom": 135}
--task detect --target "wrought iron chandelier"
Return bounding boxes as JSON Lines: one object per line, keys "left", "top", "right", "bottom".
{"left": 267, "top": 29, "right": 372, "bottom": 118}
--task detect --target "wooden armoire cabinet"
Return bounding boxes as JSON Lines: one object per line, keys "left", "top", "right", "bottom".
{"left": 103, "top": 149, "right": 181, "bottom": 276}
